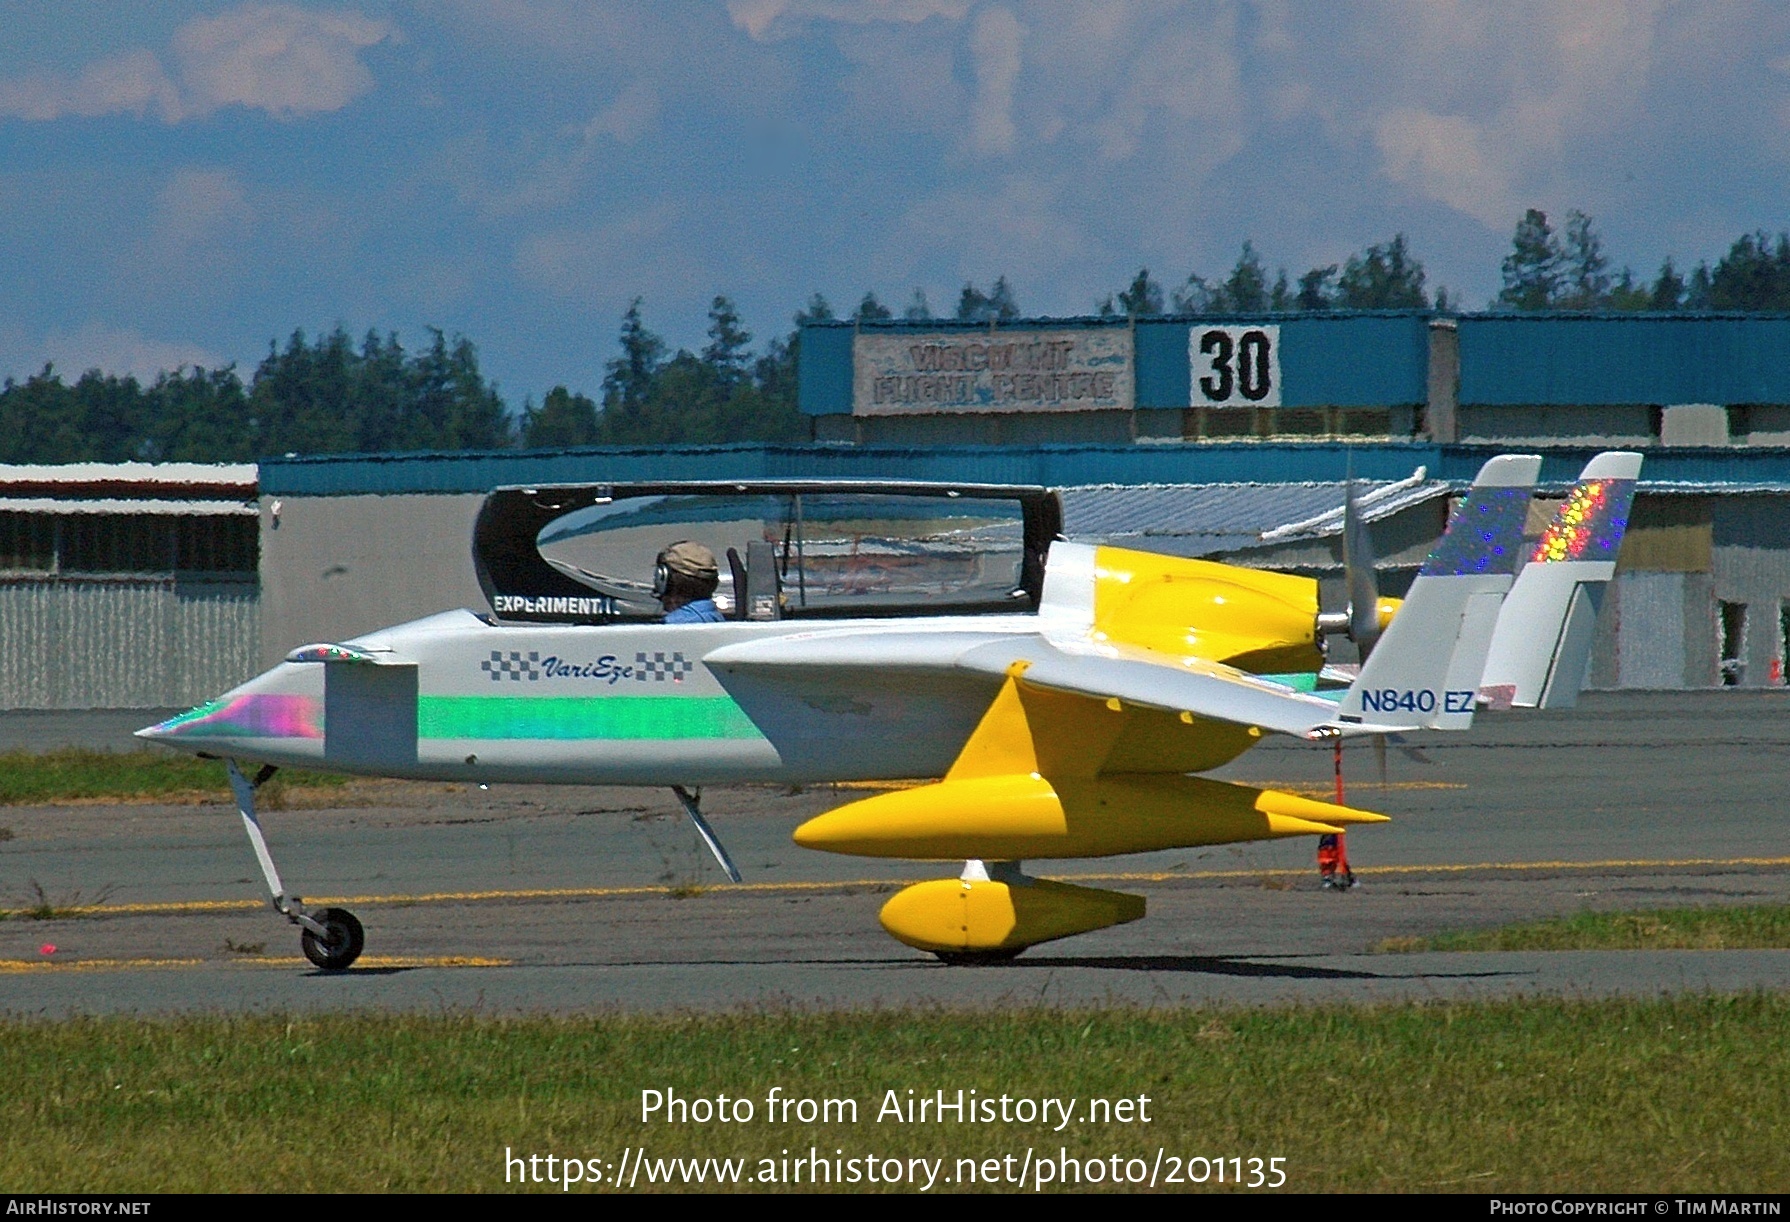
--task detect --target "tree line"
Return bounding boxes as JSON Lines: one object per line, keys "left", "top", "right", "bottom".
{"left": 0, "top": 328, "right": 510, "bottom": 465}
{"left": 8, "top": 209, "right": 1790, "bottom": 462}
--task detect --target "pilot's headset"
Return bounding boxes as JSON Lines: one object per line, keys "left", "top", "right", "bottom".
{"left": 653, "top": 540, "right": 718, "bottom": 600}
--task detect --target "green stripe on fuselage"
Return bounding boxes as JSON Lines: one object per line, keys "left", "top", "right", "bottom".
{"left": 417, "top": 695, "right": 762, "bottom": 741}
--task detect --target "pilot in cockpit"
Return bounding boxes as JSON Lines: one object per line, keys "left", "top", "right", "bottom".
{"left": 654, "top": 540, "right": 725, "bottom": 624}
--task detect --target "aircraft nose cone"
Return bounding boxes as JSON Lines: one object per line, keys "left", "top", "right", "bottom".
{"left": 136, "top": 703, "right": 223, "bottom": 743}
{"left": 133, "top": 694, "right": 324, "bottom": 743}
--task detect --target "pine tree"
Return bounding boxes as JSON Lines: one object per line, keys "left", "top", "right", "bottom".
{"left": 903, "top": 288, "right": 932, "bottom": 321}
{"left": 1216, "top": 243, "right": 1269, "bottom": 312}
{"left": 1171, "top": 274, "right": 1214, "bottom": 314}
{"left": 1296, "top": 265, "right": 1337, "bottom": 310}
{"left": 1107, "top": 267, "right": 1163, "bottom": 317}
{"left": 1268, "top": 269, "right": 1292, "bottom": 311}
{"left": 0, "top": 366, "right": 86, "bottom": 462}
{"left": 1650, "top": 258, "right": 1686, "bottom": 309}
{"left": 601, "top": 299, "right": 666, "bottom": 424}
{"left": 702, "top": 295, "right": 753, "bottom": 380}
{"left": 1557, "top": 211, "right": 1611, "bottom": 310}
{"left": 1337, "top": 234, "right": 1428, "bottom": 308}
{"left": 1498, "top": 209, "right": 1563, "bottom": 310}
{"left": 148, "top": 366, "right": 253, "bottom": 461}
{"left": 956, "top": 279, "right": 1020, "bottom": 322}
{"left": 988, "top": 276, "right": 1019, "bottom": 320}
{"left": 1606, "top": 268, "right": 1652, "bottom": 312}
{"left": 1686, "top": 263, "right": 1713, "bottom": 309}
{"left": 521, "top": 386, "right": 599, "bottom": 448}
{"left": 854, "top": 292, "right": 893, "bottom": 321}
{"left": 1709, "top": 232, "right": 1790, "bottom": 310}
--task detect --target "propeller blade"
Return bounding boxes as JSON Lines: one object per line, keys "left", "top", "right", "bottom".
{"left": 1343, "top": 471, "right": 1382, "bottom": 659}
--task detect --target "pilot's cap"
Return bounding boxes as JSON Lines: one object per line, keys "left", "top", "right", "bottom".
{"left": 659, "top": 540, "right": 719, "bottom": 581}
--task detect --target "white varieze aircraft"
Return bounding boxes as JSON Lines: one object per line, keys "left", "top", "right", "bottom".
{"left": 141, "top": 453, "right": 1634, "bottom": 969}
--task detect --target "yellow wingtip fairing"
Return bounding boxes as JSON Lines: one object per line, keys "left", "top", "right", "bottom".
{"left": 879, "top": 876, "right": 1145, "bottom": 953}
{"left": 1253, "top": 787, "right": 1392, "bottom": 827}
{"left": 1261, "top": 813, "right": 1345, "bottom": 836}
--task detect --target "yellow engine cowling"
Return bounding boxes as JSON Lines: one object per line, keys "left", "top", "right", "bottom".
{"left": 879, "top": 875, "right": 1145, "bottom": 954}
{"left": 1091, "top": 546, "right": 1323, "bottom": 674}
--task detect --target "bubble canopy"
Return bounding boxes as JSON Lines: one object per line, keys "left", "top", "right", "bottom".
{"left": 472, "top": 481, "right": 1061, "bottom": 624}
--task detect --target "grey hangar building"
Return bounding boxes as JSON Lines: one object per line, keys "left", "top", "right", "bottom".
{"left": 5, "top": 309, "right": 1790, "bottom": 711}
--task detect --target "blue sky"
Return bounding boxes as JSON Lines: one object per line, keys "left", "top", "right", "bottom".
{"left": 4, "top": 1, "right": 1790, "bottom": 408}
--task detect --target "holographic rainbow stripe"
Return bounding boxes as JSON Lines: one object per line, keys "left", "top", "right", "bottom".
{"left": 1530, "top": 478, "right": 1635, "bottom": 564}
{"left": 150, "top": 694, "right": 323, "bottom": 739}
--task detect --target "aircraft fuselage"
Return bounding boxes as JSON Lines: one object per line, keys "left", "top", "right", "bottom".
{"left": 141, "top": 609, "right": 1029, "bottom": 786}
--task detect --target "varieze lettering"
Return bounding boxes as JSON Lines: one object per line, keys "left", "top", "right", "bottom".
{"left": 540, "top": 655, "right": 635, "bottom": 685}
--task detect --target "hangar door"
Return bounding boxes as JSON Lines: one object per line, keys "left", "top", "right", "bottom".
{"left": 0, "top": 512, "right": 260, "bottom": 709}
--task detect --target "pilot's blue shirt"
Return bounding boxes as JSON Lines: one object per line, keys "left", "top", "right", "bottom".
{"left": 663, "top": 598, "right": 724, "bottom": 624}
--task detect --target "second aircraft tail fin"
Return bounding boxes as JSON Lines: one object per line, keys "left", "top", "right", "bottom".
{"left": 1337, "top": 454, "right": 1541, "bottom": 730}
{"left": 1479, "top": 451, "right": 1642, "bottom": 709}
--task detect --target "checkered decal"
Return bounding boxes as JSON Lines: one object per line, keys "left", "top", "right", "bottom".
{"left": 635, "top": 651, "right": 693, "bottom": 683}
{"left": 482, "top": 650, "right": 541, "bottom": 681}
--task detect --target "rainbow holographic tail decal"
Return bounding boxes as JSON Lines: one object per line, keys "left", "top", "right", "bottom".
{"left": 1482, "top": 451, "right": 1644, "bottom": 709}
{"left": 1529, "top": 474, "right": 1636, "bottom": 566}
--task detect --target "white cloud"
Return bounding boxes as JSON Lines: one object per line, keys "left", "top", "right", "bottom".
{"left": 881, "top": 175, "right": 1093, "bottom": 291}
{"left": 514, "top": 208, "right": 706, "bottom": 301}
{"left": 0, "top": 49, "right": 181, "bottom": 122}
{"left": 584, "top": 78, "right": 659, "bottom": 144}
{"left": 0, "top": 4, "right": 394, "bottom": 123}
{"left": 1321, "top": 2, "right": 1668, "bottom": 229}
{"left": 727, "top": 0, "right": 968, "bottom": 42}
{"left": 151, "top": 168, "right": 255, "bottom": 257}
{"left": 1374, "top": 108, "right": 1519, "bottom": 229}
{"left": 448, "top": 80, "right": 662, "bottom": 220}
{"left": 38, "top": 323, "right": 226, "bottom": 382}
{"left": 967, "top": 7, "right": 1022, "bottom": 155}
{"left": 172, "top": 5, "right": 393, "bottom": 118}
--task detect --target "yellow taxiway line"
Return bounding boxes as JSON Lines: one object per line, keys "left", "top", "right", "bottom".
{"left": 9, "top": 855, "right": 1790, "bottom": 922}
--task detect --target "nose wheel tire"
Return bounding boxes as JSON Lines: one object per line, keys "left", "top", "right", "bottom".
{"left": 300, "top": 907, "right": 365, "bottom": 970}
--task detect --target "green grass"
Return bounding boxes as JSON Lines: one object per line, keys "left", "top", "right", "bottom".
{"left": 2, "top": 997, "right": 1788, "bottom": 1192}
{"left": 0, "top": 749, "right": 346, "bottom": 806}
{"left": 1376, "top": 904, "right": 1790, "bottom": 953}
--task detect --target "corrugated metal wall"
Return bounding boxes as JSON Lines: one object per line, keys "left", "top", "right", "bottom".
{"left": 0, "top": 579, "right": 258, "bottom": 709}
{"left": 1459, "top": 315, "right": 1790, "bottom": 406}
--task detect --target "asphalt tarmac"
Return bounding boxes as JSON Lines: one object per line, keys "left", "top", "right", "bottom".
{"left": 3, "top": 691, "right": 1789, "bottom": 1015}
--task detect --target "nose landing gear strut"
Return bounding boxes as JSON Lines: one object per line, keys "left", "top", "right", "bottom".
{"left": 225, "top": 760, "right": 364, "bottom": 970}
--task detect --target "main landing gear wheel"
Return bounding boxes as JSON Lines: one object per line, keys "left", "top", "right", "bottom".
{"left": 933, "top": 948, "right": 1024, "bottom": 966}
{"left": 300, "top": 907, "right": 365, "bottom": 970}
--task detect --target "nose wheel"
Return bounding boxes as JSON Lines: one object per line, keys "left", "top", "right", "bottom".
{"left": 226, "top": 760, "right": 366, "bottom": 971}
{"left": 299, "top": 907, "right": 366, "bottom": 970}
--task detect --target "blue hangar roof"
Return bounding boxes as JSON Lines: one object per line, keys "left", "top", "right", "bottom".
{"left": 257, "top": 441, "right": 1790, "bottom": 498}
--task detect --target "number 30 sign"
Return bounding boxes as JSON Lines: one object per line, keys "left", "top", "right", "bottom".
{"left": 1191, "top": 325, "right": 1280, "bottom": 407}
